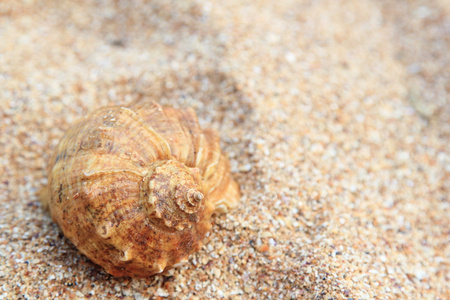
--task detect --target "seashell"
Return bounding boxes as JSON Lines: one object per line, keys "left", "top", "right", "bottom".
{"left": 41, "top": 101, "right": 240, "bottom": 277}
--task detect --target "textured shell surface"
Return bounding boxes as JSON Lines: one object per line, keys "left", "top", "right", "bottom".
{"left": 43, "top": 101, "right": 240, "bottom": 277}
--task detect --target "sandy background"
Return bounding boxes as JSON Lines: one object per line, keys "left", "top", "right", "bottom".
{"left": 0, "top": 0, "right": 449, "bottom": 299}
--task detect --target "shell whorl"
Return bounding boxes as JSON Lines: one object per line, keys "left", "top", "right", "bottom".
{"left": 140, "top": 160, "right": 205, "bottom": 231}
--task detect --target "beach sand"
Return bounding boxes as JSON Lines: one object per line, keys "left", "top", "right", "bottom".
{"left": 0, "top": 0, "right": 448, "bottom": 298}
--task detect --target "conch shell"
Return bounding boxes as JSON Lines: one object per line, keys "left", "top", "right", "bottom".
{"left": 41, "top": 101, "right": 240, "bottom": 277}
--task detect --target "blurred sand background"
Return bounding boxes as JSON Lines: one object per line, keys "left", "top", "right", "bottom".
{"left": 0, "top": 0, "right": 449, "bottom": 299}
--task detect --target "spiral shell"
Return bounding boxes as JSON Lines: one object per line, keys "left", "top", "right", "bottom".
{"left": 42, "top": 101, "right": 240, "bottom": 277}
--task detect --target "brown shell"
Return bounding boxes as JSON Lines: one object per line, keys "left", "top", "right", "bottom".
{"left": 42, "top": 101, "right": 240, "bottom": 277}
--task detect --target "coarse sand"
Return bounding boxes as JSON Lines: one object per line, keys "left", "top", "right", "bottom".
{"left": 0, "top": 0, "right": 449, "bottom": 299}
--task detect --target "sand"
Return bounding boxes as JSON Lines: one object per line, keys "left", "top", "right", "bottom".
{"left": 0, "top": 0, "right": 448, "bottom": 299}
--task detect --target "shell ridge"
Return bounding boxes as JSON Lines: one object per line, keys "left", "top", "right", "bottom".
{"left": 160, "top": 107, "right": 193, "bottom": 163}
{"left": 120, "top": 107, "right": 173, "bottom": 161}
{"left": 176, "top": 107, "right": 202, "bottom": 167}
{"left": 200, "top": 129, "right": 221, "bottom": 180}
{"left": 79, "top": 168, "right": 146, "bottom": 180}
